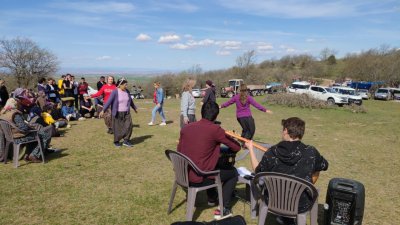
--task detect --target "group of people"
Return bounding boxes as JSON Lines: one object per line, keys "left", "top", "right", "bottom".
{"left": 177, "top": 78, "right": 329, "bottom": 224}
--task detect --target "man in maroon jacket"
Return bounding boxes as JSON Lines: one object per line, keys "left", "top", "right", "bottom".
{"left": 178, "top": 101, "right": 241, "bottom": 219}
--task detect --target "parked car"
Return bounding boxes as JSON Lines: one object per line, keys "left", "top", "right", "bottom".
{"left": 307, "top": 85, "right": 348, "bottom": 106}
{"left": 374, "top": 88, "right": 392, "bottom": 100}
{"left": 356, "top": 89, "right": 371, "bottom": 100}
{"left": 191, "top": 88, "right": 201, "bottom": 98}
{"left": 391, "top": 88, "right": 400, "bottom": 100}
{"left": 331, "top": 86, "right": 363, "bottom": 105}
{"left": 287, "top": 81, "right": 311, "bottom": 94}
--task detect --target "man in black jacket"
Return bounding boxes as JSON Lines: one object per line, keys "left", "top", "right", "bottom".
{"left": 246, "top": 117, "right": 329, "bottom": 225}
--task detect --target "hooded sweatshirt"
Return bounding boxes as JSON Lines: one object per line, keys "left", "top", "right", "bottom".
{"left": 256, "top": 140, "right": 329, "bottom": 212}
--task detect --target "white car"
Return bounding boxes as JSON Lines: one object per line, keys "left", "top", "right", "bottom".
{"left": 332, "top": 87, "right": 363, "bottom": 105}
{"left": 191, "top": 89, "right": 201, "bottom": 98}
{"left": 307, "top": 86, "right": 348, "bottom": 106}
{"left": 356, "top": 89, "right": 371, "bottom": 100}
{"left": 287, "top": 81, "right": 311, "bottom": 94}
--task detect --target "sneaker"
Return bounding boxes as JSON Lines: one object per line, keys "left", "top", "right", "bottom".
{"left": 122, "top": 140, "right": 133, "bottom": 147}
{"left": 107, "top": 128, "right": 113, "bottom": 134}
{"left": 148, "top": 122, "right": 155, "bottom": 126}
{"left": 214, "top": 208, "right": 232, "bottom": 220}
{"left": 78, "top": 117, "right": 86, "bottom": 121}
{"left": 66, "top": 124, "right": 71, "bottom": 128}
{"left": 114, "top": 142, "right": 122, "bottom": 147}
{"left": 47, "top": 147, "right": 60, "bottom": 153}
{"left": 159, "top": 122, "right": 167, "bottom": 126}
{"left": 276, "top": 216, "right": 296, "bottom": 225}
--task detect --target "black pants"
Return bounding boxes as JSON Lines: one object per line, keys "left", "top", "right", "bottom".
{"left": 190, "top": 168, "right": 238, "bottom": 208}
{"left": 237, "top": 116, "right": 256, "bottom": 140}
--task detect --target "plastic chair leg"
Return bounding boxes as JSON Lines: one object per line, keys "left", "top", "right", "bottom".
{"left": 258, "top": 200, "right": 268, "bottom": 225}
{"left": 297, "top": 213, "right": 307, "bottom": 225}
{"left": 186, "top": 188, "right": 196, "bottom": 221}
{"left": 167, "top": 182, "right": 178, "bottom": 214}
{"left": 36, "top": 136, "right": 45, "bottom": 164}
{"left": 216, "top": 183, "right": 224, "bottom": 211}
{"left": 13, "top": 144, "right": 19, "bottom": 168}
{"left": 310, "top": 200, "right": 318, "bottom": 225}
{"left": 3, "top": 142, "right": 10, "bottom": 164}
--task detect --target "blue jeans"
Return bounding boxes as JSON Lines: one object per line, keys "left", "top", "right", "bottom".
{"left": 151, "top": 104, "right": 166, "bottom": 122}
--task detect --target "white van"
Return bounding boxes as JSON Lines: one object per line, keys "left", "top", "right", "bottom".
{"left": 287, "top": 81, "right": 311, "bottom": 94}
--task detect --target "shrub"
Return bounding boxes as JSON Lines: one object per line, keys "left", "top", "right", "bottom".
{"left": 264, "top": 93, "right": 333, "bottom": 109}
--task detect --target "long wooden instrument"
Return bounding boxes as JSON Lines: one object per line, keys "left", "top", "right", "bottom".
{"left": 225, "top": 130, "right": 319, "bottom": 184}
{"left": 225, "top": 130, "right": 269, "bottom": 152}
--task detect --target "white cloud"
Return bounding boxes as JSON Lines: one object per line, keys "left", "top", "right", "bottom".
{"left": 306, "top": 38, "right": 316, "bottom": 43}
{"left": 136, "top": 33, "right": 152, "bottom": 41}
{"left": 50, "top": 1, "right": 135, "bottom": 13}
{"left": 170, "top": 43, "right": 190, "bottom": 50}
{"left": 257, "top": 43, "right": 274, "bottom": 52}
{"left": 187, "top": 39, "right": 215, "bottom": 47}
{"left": 96, "top": 56, "right": 112, "bottom": 61}
{"left": 286, "top": 48, "right": 296, "bottom": 53}
{"left": 216, "top": 50, "right": 231, "bottom": 56}
{"left": 184, "top": 34, "right": 193, "bottom": 39}
{"left": 216, "top": 40, "right": 242, "bottom": 50}
{"left": 158, "top": 34, "right": 181, "bottom": 43}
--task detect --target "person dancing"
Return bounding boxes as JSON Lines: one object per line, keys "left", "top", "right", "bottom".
{"left": 101, "top": 78, "right": 137, "bottom": 147}
{"left": 91, "top": 76, "right": 116, "bottom": 134}
{"left": 220, "top": 84, "right": 272, "bottom": 140}
{"left": 148, "top": 81, "right": 166, "bottom": 126}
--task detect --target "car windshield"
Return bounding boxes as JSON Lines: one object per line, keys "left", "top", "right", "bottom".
{"left": 377, "top": 89, "right": 388, "bottom": 93}
{"left": 358, "top": 89, "right": 368, "bottom": 93}
{"left": 337, "top": 89, "right": 355, "bottom": 95}
{"left": 291, "top": 84, "right": 310, "bottom": 89}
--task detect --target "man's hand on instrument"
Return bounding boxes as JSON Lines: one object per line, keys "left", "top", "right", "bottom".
{"left": 265, "top": 109, "right": 273, "bottom": 114}
{"left": 244, "top": 140, "right": 253, "bottom": 151}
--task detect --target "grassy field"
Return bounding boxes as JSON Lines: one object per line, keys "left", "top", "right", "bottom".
{"left": 0, "top": 97, "right": 399, "bottom": 225}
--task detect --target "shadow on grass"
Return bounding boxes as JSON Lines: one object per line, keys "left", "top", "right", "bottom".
{"left": 45, "top": 148, "right": 69, "bottom": 162}
{"left": 131, "top": 135, "right": 153, "bottom": 145}
{"left": 166, "top": 120, "right": 174, "bottom": 125}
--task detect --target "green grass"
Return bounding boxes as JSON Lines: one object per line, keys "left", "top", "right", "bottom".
{"left": 0, "top": 97, "right": 399, "bottom": 225}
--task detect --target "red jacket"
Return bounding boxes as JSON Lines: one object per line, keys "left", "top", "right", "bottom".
{"left": 90, "top": 84, "right": 117, "bottom": 104}
{"left": 177, "top": 119, "right": 241, "bottom": 183}
{"left": 78, "top": 82, "right": 88, "bottom": 95}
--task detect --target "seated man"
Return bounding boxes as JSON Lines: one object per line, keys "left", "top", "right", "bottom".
{"left": 246, "top": 117, "right": 329, "bottom": 225}
{"left": 80, "top": 94, "right": 95, "bottom": 118}
{"left": 178, "top": 101, "right": 241, "bottom": 219}
{"left": 61, "top": 100, "right": 78, "bottom": 121}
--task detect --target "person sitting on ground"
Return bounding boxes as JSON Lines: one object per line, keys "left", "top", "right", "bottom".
{"left": 0, "top": 98, "right": 53, "bottom": 162}
{"left": 177, "top": 101, "right": 241, "bottom": 219}
{"left": 61, "top": 100, "right": 79, "bottom": 121}
{"left": 245, "top": 117, "right": 329, "bottom": 225}
{"left": 42, "top": 104, "right": 68, "bottom": 131}
{"left": 80, "top": 94, "right": 95, "bottom": 118}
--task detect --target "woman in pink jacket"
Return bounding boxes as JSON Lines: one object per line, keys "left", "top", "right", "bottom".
{"left": 220, "top": 84, "right": 272, "bottom": 140}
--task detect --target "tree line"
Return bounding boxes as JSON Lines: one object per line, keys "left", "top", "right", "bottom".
{"left": 1, "top": 37, "right": 398, "bottom": 97}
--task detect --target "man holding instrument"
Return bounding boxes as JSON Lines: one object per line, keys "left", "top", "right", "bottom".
{"left": 178, "top": 101, "right": 241, "bottom": 219}
{"left": 246, "top": 117, "right": 328, "bottom": 225}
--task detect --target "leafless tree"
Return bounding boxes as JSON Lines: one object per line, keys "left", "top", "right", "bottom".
{"left": 236, "top": 50, "right": 256, "bottom": 80}
{"left": 0, "top": 37, "right": 59, "bottom": 87}
{"left": 320, "top": 48, "right": 338, "bottom": 61}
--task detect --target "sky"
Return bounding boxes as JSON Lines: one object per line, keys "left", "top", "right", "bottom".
{"left": 0, "top": 0, "right": 399, "bottom": 74}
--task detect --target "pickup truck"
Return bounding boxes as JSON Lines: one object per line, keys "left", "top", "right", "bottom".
{"left": 307, "top": 85, "right": 348, "bottom": 106}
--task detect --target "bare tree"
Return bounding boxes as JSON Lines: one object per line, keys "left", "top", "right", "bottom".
{"left": 0, "top": 37, "right": 59, "bottom": 87}
{"left": 236, "top": 50, "right": 256, "bottom": 80}
{"left": 319, "top": 48, "right": 338, "bottom": 61}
